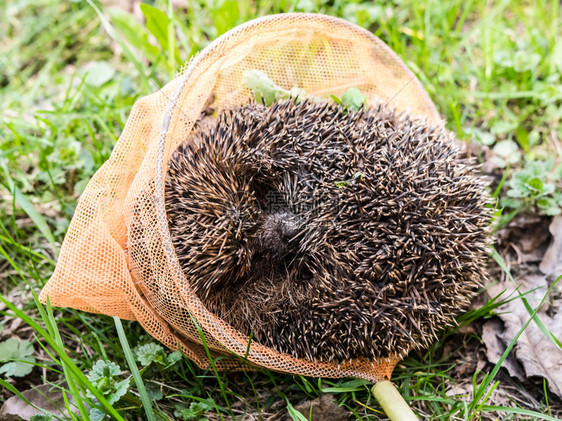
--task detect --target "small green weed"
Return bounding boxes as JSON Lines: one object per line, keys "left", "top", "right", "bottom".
{"left": 86, "top": 360, "right": 131, "bottom": 421}
{"left": 503, "top": 160, "right": 562, "bottom": 215}
{"left": 174, "top": 400, "right": 213, "bottom": 421}
{"left": 331, "top": 87, "right": 368, "bottom": 112}
{"left": 335, "top": 171, "right": 365, "bottom": 188}
{"left": 136, "top": 343, "right": 182, "bottom": 368}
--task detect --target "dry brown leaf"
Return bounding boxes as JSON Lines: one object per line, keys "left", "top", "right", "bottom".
{"left": 497, "top": 213, "right": 552, "bottom": 264}
{"left": 290, "top": 394, "right": 349, "bottom": 421}
{"left": 500, "top": 275, "right": 562, "bottom": 398}
{"left": 484, "top": 215, "right": 562, "bottom": 398}
{"left": 0, "top": 384, "right": 76, "bottom": 420}
{"left": 481, "top": 319, "right": 525, "bottom": 381}
{"left": 540, "top": 216, "right": 562, "bottom": 277}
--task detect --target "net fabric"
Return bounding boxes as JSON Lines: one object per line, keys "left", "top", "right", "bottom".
{"left": 40, "top": 13, "right": 441, "bottom": 381}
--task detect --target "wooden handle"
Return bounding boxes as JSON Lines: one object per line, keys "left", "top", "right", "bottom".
{"left": 371, "top": 380, "right": 418, "bottom": 421}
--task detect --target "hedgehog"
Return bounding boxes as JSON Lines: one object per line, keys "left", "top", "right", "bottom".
{"left": 163, "top": 98, "right": 491, "bottom": 363}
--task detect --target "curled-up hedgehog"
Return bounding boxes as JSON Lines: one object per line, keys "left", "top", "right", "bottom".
{"left": 164, "top": 98, "right": 491, "bottom": 363}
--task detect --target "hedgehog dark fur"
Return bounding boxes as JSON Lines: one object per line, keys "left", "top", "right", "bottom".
{"left": 164, "top": 99, "right": 491, "bottom": 363}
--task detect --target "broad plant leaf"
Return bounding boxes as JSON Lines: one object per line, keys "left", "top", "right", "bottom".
{"left": 139, "top": 3, "right": 181, "bottom": 67}
{"left": 88, "top": 360, "right": 120, "bottom": 381}
{"left": 140, "top": 3, "right": 170, "bottom": 51}
{"left": 341, "top": 87, "right": 367, "bottom": 111}
{"left": 136, "top": 343, "right": 166, "bottom": 366}
{"left": 136, "top": 343, "right": 181, "bottom": 368}
{"left": 213, "top": 0, "right": 239, "bottom": 36}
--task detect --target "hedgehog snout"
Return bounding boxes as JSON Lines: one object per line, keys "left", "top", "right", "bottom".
{"left": 250, "top": 210, "right": 303, "bottom": 267}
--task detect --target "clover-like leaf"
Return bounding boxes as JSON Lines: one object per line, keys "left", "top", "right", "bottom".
{"left": 87, "top": 360, "right": 123, "bottom": 399}
{"left": 0, "top": 338, "right": 36, "bottom": 378}
{"left": 167, "top": 350, "right": 183, "bottom": 366}
{"left": 108, "top": 378, "right": 131, "bottom": 405}
{"left": 146, "top": 383, "right": 164, "bottom": 401}
{"left": 538, "top": 197, "right": 562, "bottom": 216}
{"left": 89, "top": 407, "right": 107, "bottom": 421}
{"left": 505, "top": 160, "right": 562, "bottom": 216}
{"left": 526, "top": 177, "right": 543, "bottom": 192}
{"left": 88, "top": 360, "right": 120, "bottom": 382}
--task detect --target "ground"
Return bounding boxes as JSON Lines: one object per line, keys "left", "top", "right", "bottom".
{"left": 1, "top": 0, "right": 562, "bottom": 420}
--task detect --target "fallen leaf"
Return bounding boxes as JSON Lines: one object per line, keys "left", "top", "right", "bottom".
{"left": 445, "top": 383, "right": 472, "bottom": 400}
{"left": 540, "top": 215, "right": 562, "bottom": 276}
{"left": 289, "top": 394, "right": 349, "bottom": 421}
{"left": 481, "top": 319, "right": 525, "bottom": 381}
{"left": 0, "top": 384, "right": 76, "bottom": 420}
{"left": 445, "top": 379, "right": 513, "bottom": 409}
{"left": 497, "top": 213, "right": 552, "bottom": 264}
{"left": 485, "top": 270, "right": 562, "bottom": 398}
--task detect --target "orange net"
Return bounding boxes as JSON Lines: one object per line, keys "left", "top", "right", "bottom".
{"left": 40, "top": 13, "right": 442, "bottom": 381}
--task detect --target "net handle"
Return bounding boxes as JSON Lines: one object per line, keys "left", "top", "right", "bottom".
{"left": 372, "top": 380, "right": 418, "bottom": 420}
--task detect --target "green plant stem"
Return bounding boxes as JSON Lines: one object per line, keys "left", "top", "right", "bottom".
{"left": 371, "top": 380, "right": 418, "bottom": 421}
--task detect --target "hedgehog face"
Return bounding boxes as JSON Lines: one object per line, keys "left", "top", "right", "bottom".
{"left": 165, "top": 100, "right": 491, "bottom": 363}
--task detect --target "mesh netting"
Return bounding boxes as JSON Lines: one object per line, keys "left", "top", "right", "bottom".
{"left": 40, "top": 13, "right": 442, "bottom": 381}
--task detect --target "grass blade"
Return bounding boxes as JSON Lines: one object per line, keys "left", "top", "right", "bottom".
{"left": 492, "top": 249, "right": 562, "bottom": 348}
{"left": 45, "top": 299, "right": 90, "bottom": 420}
{"left": 469, "top": 274, "right": 562, "bottom": 415}
{"left": 187, "top": 312, "right": 233, "bottom": 420}
{"left": 113, "top": 317, "right": 156, "bottom": 421}
{"left": 480, "top": 405, "right": 561, "bottom": 421}
{"left": 0, "top": 293, "right": 125, "bottom": 420}
{"left": 0, "top": 159, "right": 57, "bottom": 250}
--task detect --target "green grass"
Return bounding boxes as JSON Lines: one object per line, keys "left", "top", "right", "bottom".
{"left": 1, "top": 0, "right": 561, "bottom": 419}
